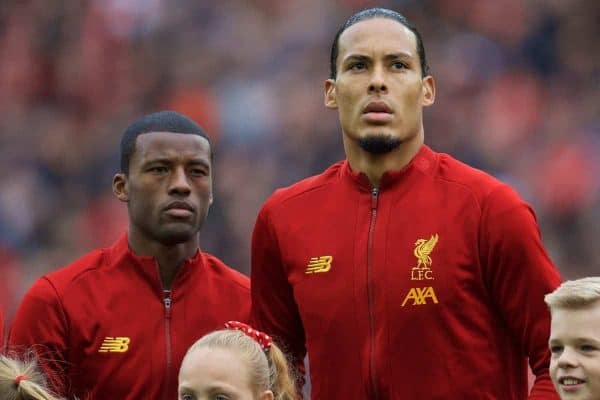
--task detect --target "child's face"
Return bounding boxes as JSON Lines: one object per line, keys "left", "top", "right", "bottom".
{"left": 549, "top": 301, "right": 600, "bottom": 400}
{"left": 178, "top": 346, "right": 273, "bottom": 400}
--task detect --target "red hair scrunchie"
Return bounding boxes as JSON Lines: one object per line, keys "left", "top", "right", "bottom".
{"left": 14, "top": 374, "right": 27, "bottom": 387}
{"left": 225, "top": 321, "right": 273, "bottom": 351}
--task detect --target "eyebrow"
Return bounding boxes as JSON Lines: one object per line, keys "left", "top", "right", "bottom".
{"left": 143, "top": 158, "right": 210, "bottom": 167}
{"left": 343, "top": 52, "right": 414, "bottom": 63}
{"left": 178, "top": 385, "right": 193, "bottom": 394}
{"left": 549, "top": 337, "right": 600, "bottom": 344}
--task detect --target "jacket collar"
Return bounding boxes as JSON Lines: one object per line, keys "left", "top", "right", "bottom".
{"left": 341, "top": 144, "right": 437, "bottom": 191}
{"left": 108, "top": 233, "right": 203, "bottom": 290}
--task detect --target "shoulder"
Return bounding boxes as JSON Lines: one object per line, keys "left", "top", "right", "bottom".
{"left": 433, "top": 152, "right": 523, "bottom": 208}
{"left": 200, "top": 253, "right": 250, "bottom": 292}
{"left": 261, "top": 161, "right": 344, "bottom": 211}
{"left": 12, "top": 247, "right": 110, "bottom": 331}
{"left": 38, "top": 247, "right": 109, "bottom": 296}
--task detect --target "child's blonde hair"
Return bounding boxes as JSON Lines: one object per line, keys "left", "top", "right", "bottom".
{"left": 183, "top": 328, "right": 298, "bottom": 400}
{"left": 0, "top": 353, "right": 63, "bottom": 400}
{"left": 544, "top": 277, "right": 600, "bottom": 311}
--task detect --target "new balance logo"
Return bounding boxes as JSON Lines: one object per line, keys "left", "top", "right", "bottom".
{"left": 305, "top": 256, "right": 333, "bottom": 274}
{"left": 401, "top": 287, "right": 439, "bottom": 307}
{"left": 98, "top": 337, "right": 130, "bottom": 353}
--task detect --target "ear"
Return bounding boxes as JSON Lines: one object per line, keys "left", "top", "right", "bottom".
{"left": 112, "top": 173, "right": 129, "bottom": 202}
{"left": 421, "top": 75, "right": 435, "bottom": 107}
{"left": 258, "top": 390, "right": 274, "bottom": 400}
{"left": 324, "top": 79, "right": 337, "bottom": 109}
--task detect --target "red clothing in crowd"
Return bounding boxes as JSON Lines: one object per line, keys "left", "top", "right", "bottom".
{"left": 0, "top": 305, "right": 3, "bottom": 350}
{"left": 8, "top": 234, "right": 250, "bottom": 400}
{"left": 252, "top": 145, "right": 561, "bottom": 399}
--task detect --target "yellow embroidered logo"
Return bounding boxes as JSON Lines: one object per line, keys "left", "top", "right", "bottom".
{"left": 98, "top": 337, "right": 130, "bottom": 353}
{"left": 401, "top": 287, "right": 439, "bottom": 307}
{"left": 305, "top": 256, "right": 333, "bottom": 274}
{"left": 411, "top": 234, "right": 438, "bottom": 280}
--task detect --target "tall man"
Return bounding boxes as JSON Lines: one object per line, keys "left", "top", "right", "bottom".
{"left": 251, "top": 8, "right": 561, "bottom": 399}
{"left": 8, "top": 111, "right": 250, "bottom": 400}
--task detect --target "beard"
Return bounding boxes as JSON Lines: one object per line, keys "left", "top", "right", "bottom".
{"left": 358, "top": 134, "right": 401, "bottom": 154}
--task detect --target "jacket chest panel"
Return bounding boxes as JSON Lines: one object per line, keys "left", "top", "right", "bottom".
{"left": 66, "top": 281, "right": 158, "bottom": 339}
{"left": 62, "top": 282, "right": 168, "bottom": 397}
{"left": 280, "top": 189, "right": 483, "bottom": 333}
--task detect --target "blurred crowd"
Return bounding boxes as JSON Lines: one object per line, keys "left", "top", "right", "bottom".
{"left": 0, "top": 0, "right": 598, "bottom": 325}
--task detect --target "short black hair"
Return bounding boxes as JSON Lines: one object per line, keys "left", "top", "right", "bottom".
{"left": 329, "top": 8, "right": 430, "bottom": 79}
{"left": 120, "top": 110, "right": 210, "bottom": 174}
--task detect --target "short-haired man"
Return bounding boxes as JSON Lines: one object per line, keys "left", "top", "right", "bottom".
{"left": 546, "top": 277, "right": 600, "bottom": 400}
{"left": 8, "top": 111, "right": 251, "bottom": 400}
{"left": 251, "top": 8, "right": 562, "bottom": 399}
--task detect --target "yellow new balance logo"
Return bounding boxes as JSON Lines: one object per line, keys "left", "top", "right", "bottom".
{"left": 401, "top": 287, "right": 439, "bottom": 307}
{"left": 98, "top": 337, "right": 130, "bottom": 353}
{"left": 305, "top": 256, "right": 333, "bottom": 274}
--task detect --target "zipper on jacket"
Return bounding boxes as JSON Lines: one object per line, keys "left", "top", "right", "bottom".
{"left": 163, "top": 289, "right": 172, "bottom": 400}
{"left": 367, "top": 187, "right": 380, "bottom": 400}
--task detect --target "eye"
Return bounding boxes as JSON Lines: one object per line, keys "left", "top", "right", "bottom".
{"left": 580, "top": 344, "right": 598, "bottom": 352}
{"left": 550, "top": 345, "right": 563, "bottom": 355}
{"left": 149, "top": 166, "right": 169, "bottom": 174}
{"left": 392, "top": 61, "right": 407, "bottom": 70}
{"left": 214, "top": 394, "right": 231, "bottom": 400}
{"left": 349, "top": 62, "right": 366, "bottom": 71}
{"left": 190, "top": 168, "right": 208, "bottom": 177}
{"left": 180, "top": 394, "right": 194, "bottom": 400}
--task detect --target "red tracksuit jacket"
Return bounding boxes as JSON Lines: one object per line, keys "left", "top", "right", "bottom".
{"left": 252, "top": 145, "right": 561, "bottom": 399}
{"left": 8, "top": 234, "right": 250, "bottom": 400}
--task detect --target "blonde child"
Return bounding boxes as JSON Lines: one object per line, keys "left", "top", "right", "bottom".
{"left": 545, "top": 277, "right": 600, "bottom": 399}
{"left": 178, "top": 321, "right": 297, "bottom": 400}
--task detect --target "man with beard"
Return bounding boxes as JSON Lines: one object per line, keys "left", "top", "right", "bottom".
{"left": 251, "top": 8, "right": 561, "bottom": 399}
{"left": 8, "top": 111, "right": 250, "bottom": 400}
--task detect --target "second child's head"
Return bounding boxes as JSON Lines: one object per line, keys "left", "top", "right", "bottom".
{"left": 545, "top": 277, "right": 600, "bottom": 400}
{"left": 178, "top": 322, "right": 297, "bottom": 400}
{"left": 0, "top": 354, "right": 63, "bottom": 400}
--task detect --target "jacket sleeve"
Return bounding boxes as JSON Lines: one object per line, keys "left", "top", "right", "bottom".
{"left": 479, "top": 185, "right": 561, "bottom": 399}
{"left": 251, "top": 202, "right": 307, "bottom": 395}
{"left": 7, "top": 277, "right": 69, "bottom": 396}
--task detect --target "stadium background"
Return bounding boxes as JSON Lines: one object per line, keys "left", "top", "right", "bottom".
{"left": 0, "top": 0, "right": 598, "bottom": 331}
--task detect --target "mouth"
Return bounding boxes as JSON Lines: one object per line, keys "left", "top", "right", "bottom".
{"left": 362, "top": 101, "right": 393, "bottom": 123}
{"left": 164, "top": 201, "right": 195, "bottom": 218}
{"left": 558, "top": 376, "right": 586, "bottom": 392}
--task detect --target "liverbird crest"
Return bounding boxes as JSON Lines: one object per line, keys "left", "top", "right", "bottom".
{"left": 413, "top": 234, "right": 439, "bottom": 268}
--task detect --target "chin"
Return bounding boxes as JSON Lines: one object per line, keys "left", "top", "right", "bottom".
{"left": 157, "top": 227, "right": 198, "bottom": 245}
{"left": 358, "top": 134, "right": 401, "bottom": 154}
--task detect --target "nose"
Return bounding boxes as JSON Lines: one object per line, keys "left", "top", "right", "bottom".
{"left": 557, "top": 347, "right": 579, "bottom": 368}
{"left": 168, "top": 167, "right": 191, "bottom": 196}
{"left": 368, "top": 65, "right": 387, "bottom": 94}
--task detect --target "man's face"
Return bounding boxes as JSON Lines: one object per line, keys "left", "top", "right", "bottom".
{"left": 325, "top": 18, "right": 434, "bottom": 150}
{"left": 549, "top": 302, "right": 600, "bottom": 400}
{"left": 113, "top": 131, "right": 213, "bottom": 246}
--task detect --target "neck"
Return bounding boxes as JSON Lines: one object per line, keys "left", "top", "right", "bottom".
{"left": 344, "top": 130, "right": 424, "bottom": 187}
{"left": 128, "top": 228, "right": 199, "bottom": 289}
